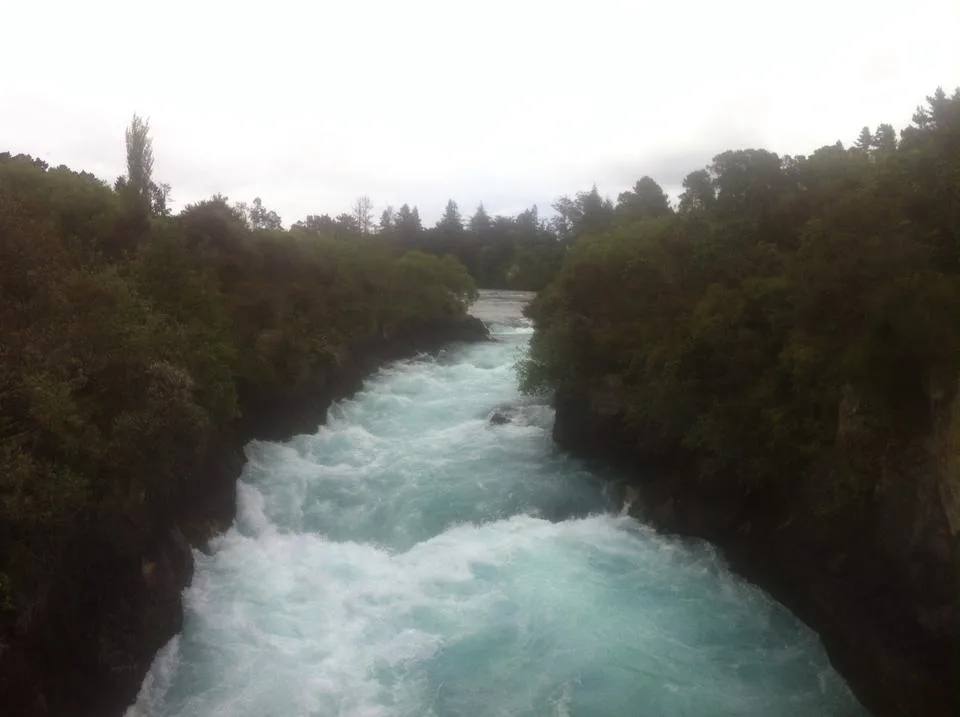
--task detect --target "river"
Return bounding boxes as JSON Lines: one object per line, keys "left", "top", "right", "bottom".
{"left": 126, "top": 290, "right": 866, "bottom": 717}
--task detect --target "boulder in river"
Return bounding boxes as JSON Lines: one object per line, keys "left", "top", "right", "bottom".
{"left": 487, "top": 405, "right": 518, "bottom": 426}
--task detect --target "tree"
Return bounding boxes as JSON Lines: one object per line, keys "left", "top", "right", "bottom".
{"left": 292, "top": 214, "right": 338, "bottom": 233}
{"left": 123, "top": 114, "right": 154, "bottom": 220}
{"left": 709, "top": 149, "right": 782, "bottom": 217}
{"left": 469, "top": 203, "right": 492, "bottom": 234}
{"left": 678, "top": 169, "right": 716, "bottom": 214}
{"left": 550, "top": 196, "right": 578, "bottom": 241}
{"left": 551, "top": 187, "right": 614, "bottom": 241}
{"left": 926, "top": 86, "right": 950, "bottom": 129}
{"left": 335, "top": 213, "right": 360, "bottom": 234}
{"left": 515, "top": 205, "right": 540, "bottom": 234}
{"left": 616, "top": 176, "right": 672, "bottom": 220}
{"left": 874, "top": 124, "right": 898, "bottom": 153}
{"left": 249, "top": 197, "right": 282, "bottom": 230}
{"left": 379, "top": 207, "right": 395, "bottom": 233}
{"left": 437, "top": 199, "right": 464, "bottom": 233}
{"left": 150, "top": 181, "right": 171, "bottom": 216}
{"left": 1, "top": 152, "right": 49, "bottom": 171}
{"left": 855, "top": 126, "right": 874, "bottom": 151}
{"left": 352, "top": 195, "right": 374, "bottom": 235}
{"left": 577, "top": 186, "right": 615, "bottom": 236}
{"left": 395, "top": 204, "right": 423, "bottom": 237}
{"left": 232, "top": 200, "right": 251, "bottom": 228}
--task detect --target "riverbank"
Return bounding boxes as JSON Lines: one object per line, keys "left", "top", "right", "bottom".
{"left": 0, "top": 315, "right": 488, "bottom": 717}
{"left": 519, "top": 86, "right": 960, "bottom": 717}
{"left": 552, "top": 384, "right": 959, "bottom": 717}
{"left": 0, "top": 151, "right": 489, "bottom": 716}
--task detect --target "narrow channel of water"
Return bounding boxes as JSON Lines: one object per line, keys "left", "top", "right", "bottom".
{"left": 127, "top": 290, "right": 865, "bottom": 717}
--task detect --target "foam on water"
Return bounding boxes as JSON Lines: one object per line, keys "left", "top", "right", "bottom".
{"left": 127, "top": 291, "right": 867, "bottom": 717}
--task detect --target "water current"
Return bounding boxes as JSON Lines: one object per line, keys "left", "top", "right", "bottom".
{"left": 127, "top": 290, "right": 867, "bottom": 717}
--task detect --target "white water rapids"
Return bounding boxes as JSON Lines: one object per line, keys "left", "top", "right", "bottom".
{"left": 126, "top": 290, "right": 867, "bottom": 717}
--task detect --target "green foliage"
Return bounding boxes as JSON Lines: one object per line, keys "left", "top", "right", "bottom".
{"left": 249, "top": 197, "right": 283, "bottom": 230}
{"left": 617, "top": 176, "right": 672, "bottom": 220}
{"left": 398, "top": 251, "right": 478, "bottom": 315}
{"left": 124, "top": 114, "right": 154, "bottom": 216}
{"left": 527, "top": 88, "right": 960, "bottom": 501}
{"left": 0, "top": 149, "right": 478, "bottom": 615}
{"left": 311, "top": 196, "right": 564, "bottom": 292}
{"left": 385, "top": 205, "right": 564, "bottom": 291}
{"left": 436, "top": 199, "right": 464, "bottom": 234}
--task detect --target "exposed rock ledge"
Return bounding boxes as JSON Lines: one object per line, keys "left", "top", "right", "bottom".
{"left": 552, "top": 382, "right": 959, "bottom": 717}
{"left": 0, "top": 314, "right": 488, "bottom": 717}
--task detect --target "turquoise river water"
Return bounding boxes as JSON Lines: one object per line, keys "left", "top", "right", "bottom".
{"left": 126, "top": 290, "right": 867, "bottom": 717}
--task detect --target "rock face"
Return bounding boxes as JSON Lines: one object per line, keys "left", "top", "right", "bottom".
{"left": 552, "top": 382, "right": 960, "bottom": 717}
{"left": 0, "top": 314, "right": 489, "bottom": 717}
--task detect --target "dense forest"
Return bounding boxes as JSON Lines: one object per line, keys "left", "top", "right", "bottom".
{"left": 0, "top": 123, "right": 480, "bottom": 623}
{"left": 523, "top": 85, "right": 960, "bottom": 495}
{"left": 521, "top": 87, "right": 960, "bottom": 714}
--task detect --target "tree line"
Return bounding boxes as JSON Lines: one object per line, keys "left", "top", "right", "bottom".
{"left": 233, "top": 194, "right": 564, "bottom": 291}
{"left": 0, "top": 119, "right": 477, "bottom": 614}
{"left": 268, "top": 182, "right": 681, "bottom": 291}
{"left": 522, "top": 86, "right": 960, "bottom": 496}
{"left": 219, "top": 177, "right": 677, "bottom": 292}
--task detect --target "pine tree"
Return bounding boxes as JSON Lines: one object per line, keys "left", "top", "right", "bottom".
{"left": 437, "top": 199, "right": 464, "bottom": 233}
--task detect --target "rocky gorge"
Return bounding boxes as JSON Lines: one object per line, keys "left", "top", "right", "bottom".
{"left": 551, "top": 379, "right": 960, "bottom": 717}
{"left": 0, "top": 315, "right": 489, "bottom": 717}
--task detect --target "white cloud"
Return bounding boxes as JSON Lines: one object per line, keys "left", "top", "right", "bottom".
{"left": 2, "top": 0, "right": 958, "bottom": 224}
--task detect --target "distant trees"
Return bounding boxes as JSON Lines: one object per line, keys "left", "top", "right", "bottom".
{"left": 274, "top": 180, "right": 681, "bottom": 292}
{"left": 551, "top": 186, "right": 615, "bottom": 241}
{"left": 436, "top": 199, "right": 464, "bottom": 234}
{"left": 469, "top": 203, "right": 492, "bottom": 234}
{"left": 293, "top": 214, "right": 337, "bottom": 233}
{"left": 249, "top": 197, "right": 282, "bottom": 230}
{"left": 874, "top": 124, "right": 897, "bottom": 152}
{"left": 394, "top": 203, "right": 423, "bottom": 237}
{"left": 678, "top": 169, "right": 716, "bottom": 214}
{"left": 853, "top": 124, "right": 899, "bottom": 156}
{"left": 515, "top": 205, "right": 539, "bottom": 233}
{"left": 855, "top": 126, "right": 874, "bottom": 151}
{"left": 151, "top": 181, "right": 172, "bottom": 216}
{"left": 334, "top": 213, "right": 359, "bottom": 233}
{"left": 352, "top": 195, "right": 374, "bottom": 234}
{"left": 292, "top": 212, "right": 363, "bottom": 238}
{"left": 616, "top": 176, "right": 672, "bottom": 220}
{"left": 379, "top": 206, "right": 395, "bottom": 233}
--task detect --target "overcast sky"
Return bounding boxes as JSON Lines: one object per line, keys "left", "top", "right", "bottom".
{"left": 3, "top": 0, "right": 959, "bottom": 225}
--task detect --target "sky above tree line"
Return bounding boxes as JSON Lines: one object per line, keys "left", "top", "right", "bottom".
{"left": 3, "top": 0, "right": 959, "bottom": 225}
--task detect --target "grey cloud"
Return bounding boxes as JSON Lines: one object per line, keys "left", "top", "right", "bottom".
{"left": 4, "top": 0, "right": 958, "bottom": 228}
